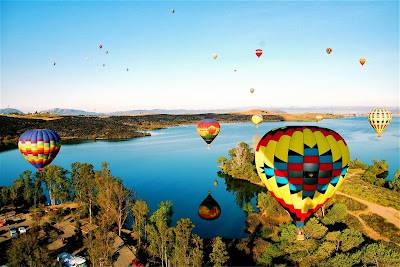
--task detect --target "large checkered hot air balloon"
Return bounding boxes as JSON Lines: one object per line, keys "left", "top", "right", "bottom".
{"left": 255, "top": 126, "right": 350, "bottom": 236}
{"left": 18, "top": 129, "right": 62, "bottom": 171}
{"left": 368, "top": 108, "right": 392, "bottom": 138}
{"left": 197, "top": 118, "right": 220, "bottom": 149}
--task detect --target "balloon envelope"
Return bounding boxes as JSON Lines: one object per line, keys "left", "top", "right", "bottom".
{"left": 255, "top": 126, "right": 350, "bottom": 227}
{"left": 252, "top": 114, "right": 263, "bottom": 127}
{"left": 326, "top": 48, "right": 332, "bottom": 54}
{"left": 212, "top": 53, "right": 217, "bottom": 60}
{"left": 359, "top": 58, "right": 366, "bottom": 65}
{"left": 255, "top": 48, "right": 263, "bottom": 58}
{"left": 99, "top": 44, "right": 103, "bottom": 49}
{"left": 18, "top": 129, "right": 62, "bottom": 171}
{"left": 198, "top": 191, "right": 221, "bottom": 220}
{"left": 368, "top": 108, "right": 392, "bottom": 137}
{"left": 250, "top": 88, "right": 255, "bottom": 94}
{"left": 197, "top": 119, "right": 220, "bottom": 148}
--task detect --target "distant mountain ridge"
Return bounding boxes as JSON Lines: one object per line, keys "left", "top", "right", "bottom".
{"left": 0, "top": 108, "right": 24, "bottom": 114}
{"left": 1, "top": 106, "right": 399, "bottom": 116}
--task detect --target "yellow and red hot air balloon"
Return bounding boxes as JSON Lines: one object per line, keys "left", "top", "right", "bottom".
{"left": 252, "top": 114, "right": 263, "bottom": 128}
{"left": 255, "top": 126, "right": 350, "bottom": 234}
{"left": 359, "top": 58, "right": 366, "bottom": 66}
{"left": 326, "top": 48, "right": 332, "bottom": 54}
{"left": 368, "top": 108, "right": 392, "bottom": 138}
{"left": 18, "top": 129, "right": 62, "bottom": 171}
{"left": 197, "top": 118, "right": 220, "bottom": 149}
{"left": 255, "top": 48, "right": 263, "bottom": 58}
{"left": 198, "top": 191, "right": 221, "bottom": 220}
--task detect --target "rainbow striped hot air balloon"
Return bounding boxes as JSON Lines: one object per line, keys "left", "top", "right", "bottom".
{"left": 197, "top": 118, "right": 220, "bottom": 149}
{"left": 255, "top": 126, "right": 350, "bottom": 230}
{"left": 18, "top": 129, "right": 62, "bottom": 171}
{"left": 368, "top": 108, "right": 392, "bottom": 138}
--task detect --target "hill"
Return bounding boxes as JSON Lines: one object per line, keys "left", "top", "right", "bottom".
{"left": 0, "top": 112, "right": 284, "bottom": 151}
{"left": 0, "top": 108, "right": 24, "bottom": 115}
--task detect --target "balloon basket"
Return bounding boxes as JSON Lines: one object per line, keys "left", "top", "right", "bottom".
{"left": 296, "top": 233, "right": 305, "bottom": 241}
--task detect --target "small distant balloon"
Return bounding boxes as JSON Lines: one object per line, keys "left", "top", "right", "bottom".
{"left": 368, "top": 108, "right": 392, "bottom": 137}
{"left": 250, "top": 88, "right": 255, "bottom": 94}
{"left": 126, "top": 68, "right": 129, "bottom": 71}
{"left": 103, "top": 64, "right": 105, "bottom": 67}
{"left": 213, "top": 180, "right": 218, "bottom": 187}
{"left": 99, "top": 44, "right": 103, "bottom": 49}
{"left": 212, "top": 53, "right": 218, "bottom": 60}
{"left": 326, "top": 48, "right": 332, "bottom": 54}
{"left": 197, "top": 118, "right": 220, "bottom": 149}
{"left": 255, "top": 48, "right": 263, "bottom": 58}
{"left": 171, "top": 9, "right": 175, "bottom": 13}
{"left": 105, "top": 51, "right": 109, "bottom": 54}
{"left": 252, "top": 114, "right": 263, "bottom": 128}
{"left": 316, "top": 115, "right": 323, "bottom": 122}
{"left": 53, "top": 62, "right": 56, "bottom": 65}
{"left": 359, "top": 58, "right": 366, "bottom": 66}
{"left": 85, "top": 57, "right": 90, "bottom": 61}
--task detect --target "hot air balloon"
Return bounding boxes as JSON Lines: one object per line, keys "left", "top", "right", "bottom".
{"left": 368, "top": 108, "right": 392, "bottom": 138}
{"left": 212, "top": 53, "right": 218, "bottom": 60}
{"left": 213, "top": 180, "right": 218, "bottom": 187}
{"left": 85, "top": 57, "right": 90, "bottom": 61}
{"left": 18, "top": 129, "right": 62, "bottom": 171}
{"left": 255, "top": 48, "right": 263, "bottom": 58}
{"left": 326, "top": 48, "right": 332, "bottom": 54}
{"left": 316, "top": 115, "right": 323, "bottom": 122}
{"left": 198, "top": 191, "right": 221, "bottom": 220}
{"left": 197, "top": 118, "right": 220, "bottom": 149}
{"left": 53, "top": 62, "right": 56, "bottom": 66}
{"left": 252, "top": 114, "right": 263, "bottom": 128}
{"left": 99, "top": 44, "right": 103, "bottom": 49}
{"left": 250, "top": 88, "right": 255, "bottom": 94}
{"left": 171, "top": 9, "right": 175, "bottom": 13}
{"left": 359, "top": 58, "right": 366, "bottom": 66}
{"left": 255, "top": 126, "right": 350, "bottom": 239}
{"left": 105, "top": 51, "right": 109, "bottom": 54}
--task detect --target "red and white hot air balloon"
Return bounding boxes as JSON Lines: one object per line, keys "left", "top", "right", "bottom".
{"left": 255, "top": 48, "right": 263, "bottom": 58}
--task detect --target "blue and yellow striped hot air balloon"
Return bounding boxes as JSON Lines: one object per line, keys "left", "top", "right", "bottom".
{"left": 368, "top": 108, "right": 392, "bottom": 138}
{"left": 18, "top": 129, "right": 62, "bottom": 171}
{"left": 255, "top": 126, "right": 350, "bottom": 230}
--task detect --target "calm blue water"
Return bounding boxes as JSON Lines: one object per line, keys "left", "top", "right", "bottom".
{"left": 1, "top": 117, "right": 399, "bottom": 238}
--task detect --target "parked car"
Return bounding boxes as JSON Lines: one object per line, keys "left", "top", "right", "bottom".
{"left": 9, "top": 226, "right": 17, "bottom": 238}
{"left": 18, "top": 226, "right": 26, "bottom": 234}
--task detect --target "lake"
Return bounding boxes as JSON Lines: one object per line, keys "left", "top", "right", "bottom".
{"left": 0, "top": 116, "right": 399, "bottom": 238}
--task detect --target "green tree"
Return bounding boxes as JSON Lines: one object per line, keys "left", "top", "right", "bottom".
{"left": 321, "top": 203, "right": 347, "bottom": 225}
{"left": 362, "top": 242, "right": 400, "bottom": 267}
{"left": 209, "top": 236, "right": 229, "bottom": 267}
{"left": 338, "top": 228, "right": 364, "bottom": 252}
{"left": 188, "top": 234, "right": 203, "bottom": 267}
{"left": 170, "top": 218, "right": 195, "bottom": 266}
{"left": 388, "top": 169, "right": 400, "bottom": 191}
{"left": 304, "top": 218, "right": 328, "bottom": 240}
{"left": 7, "top": 231, "right": 51, "bottom": 267}
{"left": 71, "top": 162, "right": 96, "bottom": 223}
{"left": 349, "top": 158, "right": 368, "bottom": 170}
{"left": 41, "top": 164, "right": 71, "bottom": 205}
{"left": 146, "top": 200, "right": 174, "bottom": 267}
{"left": 131, "top": 198, "right": 150, "bottom": 247}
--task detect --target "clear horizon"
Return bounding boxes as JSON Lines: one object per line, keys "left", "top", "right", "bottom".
{"left": 1, "top": 1, "right": 399, "bottom": 113}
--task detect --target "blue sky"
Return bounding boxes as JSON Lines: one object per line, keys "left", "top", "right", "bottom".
{"left": 1, "top": 0, "right": 399, "bottom": 113}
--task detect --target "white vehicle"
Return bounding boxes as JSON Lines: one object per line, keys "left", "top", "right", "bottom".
{"left": 18, "top": 226, "right": 26, "bottom": 234}
{"left": 57, "top": 252, "right": 87, "bottom": 267}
